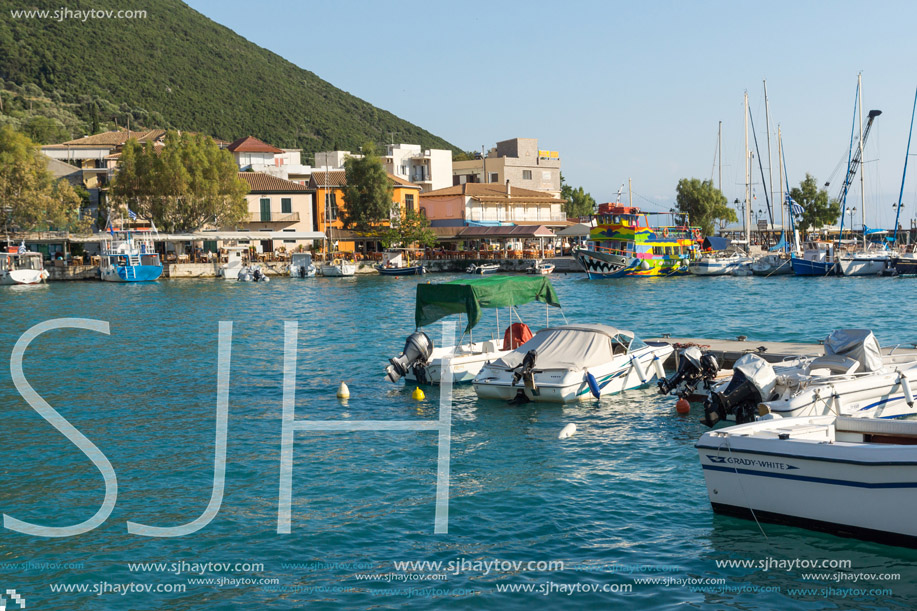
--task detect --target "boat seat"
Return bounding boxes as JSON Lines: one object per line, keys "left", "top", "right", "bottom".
{"left": 805, "top": 355, "right": 860, "bottom": 376}
{"left": 836, "top": 416, "right": 917, "bottom": 437}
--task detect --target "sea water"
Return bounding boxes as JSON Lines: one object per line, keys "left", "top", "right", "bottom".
{"left": 1, "top": 274, "right": 915, "bottom": 610}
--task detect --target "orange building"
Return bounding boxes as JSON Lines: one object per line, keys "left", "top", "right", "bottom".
{"left": 308, "top": 171, "right": 422, "bottom": 252}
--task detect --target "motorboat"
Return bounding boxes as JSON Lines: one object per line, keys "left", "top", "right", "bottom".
{"left": 528, "top": 261, "right": 555, "bottom": 275}
{"left": 688, "top": 251, "right": 751, "bottom": 276}
{"left": 385, "top": 275, "right": 563, "bottom": 385}
{"left": 289, "top": 252, "right": 317, "bottom": 277}
{"left": 673, "top": 329, "right": 917, "bottom": 427}
{"left": 473, "top": 324, "right": 674, "bottom": 403}
{"left": 791, "top": 241, "right": 838, "bottom": 276}
{"left": 238, "top": 265, "right": 269, "bottom": 282}
{"left": 838, "top": 250, "right": 894, "bottom": 276}
{"left": 99, "top": 230, "right": 162, "bottom": 282}
{"left": 892, "top": 244, "right": 917, "bottom": 275}
{"left": 575, "top": 203, "right": 701, "bottom": 278}
{"left": 749, "top": 253, "right": 794, "bottom": 276}
{"left": 321, "top": 257, "right": 356, "bottom": 277}
{"left": 376, "top": 250, "right": 424, "bottom": 275}
{"left": 1, "top": 247, "right": 48, "bottom": 285}
{"left": 466, "top": 263, "right": 500, "bottom": 274}
{"left": 697, "top": 414, "right": 917, "bottom": 547}
{"left": 220, "top": 246, "right": 247, "bottom": 280}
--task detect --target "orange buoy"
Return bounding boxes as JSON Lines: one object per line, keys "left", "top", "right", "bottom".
{"left": 675, "top": 398, "right": 691, "bottom": 414}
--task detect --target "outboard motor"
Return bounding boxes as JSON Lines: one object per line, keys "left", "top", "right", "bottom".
{"left": 385, "top": 331, "right": 434, "bottom": 383}
{"left": 298, "top": 265, "right": 306, "bottom": 278}
{"left": 657, "top": 346, "right": 719, "bottom": 396}
{"left": 702, "top": 354, "right": 776, "bottom": 427}
{"left": 511, "top": 350, "right": 539, "bottom": 390}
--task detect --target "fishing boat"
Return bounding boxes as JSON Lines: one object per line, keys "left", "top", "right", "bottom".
{"left": 466, "top": 263, "right": 500, "bottom": 275}
{"left": 289, "top": 252, "right": 317, "bottom": 277}
{"left": 892, "top": 245, "right": 917, "bottom": 275}
{"left": 791, "top": 241, "right": 838, "bottom": 276}
{"left": 99, "top": 230, "right": 162, "bottom": 282}
{"left": 575, "top": 204, "right": 701, "bottom": 278}
{"left": 689, "top": 330, "right": 917, "bottom": 427}
{"left": 1, "top": 245, "right": 48, "bottom": 285}
{"left": 385, "top": 275, "right": 562, "bottom": 385}
{"left": 528, "top": 261, "right": 555, "bottom": 275}
{"left": 376, "top": 249, "right": 425, "bottom": 276}
{"left": 697, "top": 414, "right": 917, "bottom": 547}
{"left": 473, "top": 323, "right": 673, "bottom": 403}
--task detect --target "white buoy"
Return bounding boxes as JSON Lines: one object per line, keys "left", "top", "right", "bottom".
{"left": 337, "top": 382, "right": 350, "bottom": 399}
{"left": 901, "top": 373, "right": 914, "bottom": 407}
{"left": 558, "top": 423, "right": 577, "bottom": 439}
{"left": 652, "top": 354, "right": 666, "bottom": 380}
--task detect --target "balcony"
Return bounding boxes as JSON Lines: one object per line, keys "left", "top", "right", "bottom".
{"left": 247, "top": 211, "right": 300, "bottom": 223}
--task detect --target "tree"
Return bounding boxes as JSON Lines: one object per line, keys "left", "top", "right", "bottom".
{"left": 560, "top": 173, "right": 596, "bottom": 217}
{"left": 452, "top": 150, "right": 479, "bottom": 162}
{"left": 790, "top": 173, "right": 839, "bottom": 236}
{"left": 22, "top": 116, "right": 69, "bottom": 144}
{"left": 341, "top": 142, "right": 394, "bottom": 231}
{"left": 0, "top": 125, "right": 85, "bottom": 235}
{"left": 381, "top": 207, "right": 436, "bottom": 251}
{"left": 674, "top": 178, "right": 736, "bottom": 236}
{"left": 110, "top": 130, "right": 249, "bottom": 233}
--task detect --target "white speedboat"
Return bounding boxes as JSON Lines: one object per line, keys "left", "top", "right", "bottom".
{"left": 688, "top": 251, "right": 750, "bottom": 276}
{"left": 385, "top": 275, "right": 563, "bottom": 385}
{"left": 473, "top": 324, "right": 674, "bottom": 403}
{"left": 467, "top": 263, "right": 500, "bottom": 274}
{"left": 694, "top": 330, "right": 917, "bottom": 426}
{"left": 289, "top": 252, "right": 316, "bottom": 277}
{"left": 1, "top": 250, "right": 48, "bottom": 285}
{"left": 697, "top": 414, "right": 917, "bottom": 547}
{"left": 321, "top": 257, "right": 356, "bottom": 277}
{"left": 838, "top": 251, "right": 894, "bottom": 276}
{"left": 528, "top": 261, "right": 555, "bottom": 275}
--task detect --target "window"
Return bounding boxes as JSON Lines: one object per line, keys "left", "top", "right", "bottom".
{"left": 260, "top": 197, "right": 271, "bottom": 222}
{"left": 522, "top": 170, "right": 533, "bottom": 180}
{"left": 327, "top": 192, "right": 339, "bottom": 221}
{"left": 490, "top": 173, "right": 498, "bottom": 183}
{"left": 281, "top": 198, "right": 292, "bottom": 214}
{"left": 405, "top": 193, "right": 415, "bottom": 211}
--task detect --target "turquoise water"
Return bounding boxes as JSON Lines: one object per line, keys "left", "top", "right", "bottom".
{"left": 1, "top": 274, "right": 916, "bottom": 610}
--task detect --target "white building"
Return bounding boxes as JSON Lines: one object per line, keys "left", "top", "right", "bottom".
{"left": 228, "top": 136, "right": 312, "bottom": 184}
{"left": 382, "top": 143, "right": 452, "bottom": 192}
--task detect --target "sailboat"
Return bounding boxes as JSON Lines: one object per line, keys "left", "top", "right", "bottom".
{"left": 892, "top": 87, "right": 917, "bottom": 276}
{"left": 319, "top": 167, "right": 356, "bottom": 277}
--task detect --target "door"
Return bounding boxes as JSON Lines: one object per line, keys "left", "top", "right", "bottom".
{"left": 260, "top": 198, "right": 271, "bottom": 222}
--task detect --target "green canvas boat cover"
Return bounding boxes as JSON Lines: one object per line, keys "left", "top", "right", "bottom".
{"left": 415, "top": 275, "right": 562, "bottom": 333}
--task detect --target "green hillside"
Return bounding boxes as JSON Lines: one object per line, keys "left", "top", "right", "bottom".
{"left": 0, "top": 0, "right": 458, "bottom": 153}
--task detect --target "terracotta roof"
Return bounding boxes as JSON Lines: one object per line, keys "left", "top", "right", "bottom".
{"left": 62, "top": 129, "right": 167, "bottom": 146}
{"left": 421, "top": 182, "right": 560, "bottom": 202}
{"left": 387, "top": 173, "right": 422, "bottom": 189}
{"left": 458, "top": 225, "right": 556, "bottom": 238}
{"left": 227, "top": 136, "right": 283, "bottom": 154}
{"left": 309, "top": 170, "right": 347, "bottom": 188}
{"left": 239, "top": 172, "right": 312, "bottom": 193}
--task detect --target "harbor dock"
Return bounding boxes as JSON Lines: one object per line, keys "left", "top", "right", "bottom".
{"left": 646, "top": 336, "right": 917, "bottom": 369}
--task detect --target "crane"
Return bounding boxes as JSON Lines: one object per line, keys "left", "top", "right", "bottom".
{"left": 835, "top": 109, "right": 881, "bottom": 205}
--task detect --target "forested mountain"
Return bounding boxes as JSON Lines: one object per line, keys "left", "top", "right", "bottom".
{"left": 0, "top": 0, "right": 457, "bottom": 153}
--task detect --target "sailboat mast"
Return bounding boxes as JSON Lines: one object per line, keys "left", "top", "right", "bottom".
{"left": 894, "top": 86, "right": 917, "bottom": 245}
{"left": 764, "top": 80, "right": 776, "bottom": 234}
{"left": 718, "top": 121, "right": 722, "bottom": 192}
{"left": 857, "top": 73, "right": 866, "bottom": 247}
{"left": 777, "top": 125, "right": 785, "bottom": 246}
{"left": 744, "top": 91, "right": 751, "bottom": 245}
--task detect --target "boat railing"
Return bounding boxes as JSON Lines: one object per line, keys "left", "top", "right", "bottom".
{"left": 589, "top": 244, "right": 629, "bottom": 257}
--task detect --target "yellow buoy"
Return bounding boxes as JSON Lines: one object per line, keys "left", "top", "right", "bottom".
{"left": 412, "top": 387, "right": 425, "bottom": 401}
{"left": 337, "top": 382, "right": 350, "bottom": 399}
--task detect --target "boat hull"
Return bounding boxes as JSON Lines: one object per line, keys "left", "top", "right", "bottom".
{"left": 750, "top": 256, "right": 793, "bottom": 276}
{"left": 575, "top": 249, "right": 688, "bottom": 279}
{"left": 892, "top": 257, "right": 917, "bottom": 276}
{"left": 321, "top": 263, "right": 356, "bottom": 277}
{"left": 100, "top": 264, "right": 162, "bottom": 282}
{"left": 1, "top": 269, "right": 46, "bottom": 285}
{"left": 791, "top": 258, "right": 837, "bottom": 276}
{"left": 405, "top": 344, "right": 511, "bottom": 385}
{"left": 697, "top": 417, "right": 917, "bottom": 546}
{"left": 377, "top": 265, "right": 425, "bottom": 276}
{"left": 839, "top": 256, "right": 890, "bottom": 276}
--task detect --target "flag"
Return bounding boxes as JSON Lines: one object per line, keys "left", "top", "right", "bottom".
{"left": 787, "top": 195, "right": 803, "bottom": 217}
{"left": 128, "top": 208, "right": 138, "bottom": 220}
{"left": 18, "top": 241, "right": 26, "bottom": 254}
{"left": 108, "top": 223, "right": 115, "bottom": 237}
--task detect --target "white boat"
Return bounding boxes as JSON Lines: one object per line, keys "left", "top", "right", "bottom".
{"left": 321, "top": 258, "right": 356, "bottom": 277}
{"left": 237, "top": 265, "right": 269, "bottom": 282}
{"left": 838, "top": 250, "right": 894, "bottom": 276}
{"left": 697, "top": 414, "right": 917, "bottom": 547}
{"left": 749, "top": 253, "right": 794, "bottom": 276}
{"left": 528, "top": 261, "right": 555, "bottom": 275}
{"left": 695, "top": 330, "right": 917, "bottom": 426}
{"left": 0, "top": 249, "right": 48, "bottom": 285}
{"left": 99, "top": 231, "right": 162, "bottom": 282}
{"left": 473, "top": 324, "right": 674, "bottom": 403}
{"left": 289, "top": 252, "right": 317, "bottom": 277}
{"left": 688, "top": 251, "right": 750, "bottom": 276}
{"left": 466, "top": 263, "right": 500, "bottom": 274}
{"left": 385, "top": 276, "right": 563, "bottom": 385}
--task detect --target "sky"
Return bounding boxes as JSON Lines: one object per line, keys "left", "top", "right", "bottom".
{"left": 185, "top": 0, "right": 917, "bottom": 228}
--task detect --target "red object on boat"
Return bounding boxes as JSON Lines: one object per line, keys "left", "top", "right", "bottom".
{"left": 502, "top": 323, "right": 533, "bottom": 350}
{"left": 597, "top": 203, "right": 640, "bottom": 215}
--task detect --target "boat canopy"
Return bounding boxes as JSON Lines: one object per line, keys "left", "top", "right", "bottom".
{"left": 703, "top": 236, "right": 731, "bottom": 251}
{"left": 824, "top": 329, "right": 883, "bottom": 373}
{"left": 415, "top": 276, "right": 561, "bottom": 333}
{"left": 489, "top": 324, "right": 632, "bottom": 371}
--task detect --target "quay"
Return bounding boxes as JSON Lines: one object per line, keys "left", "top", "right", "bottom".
{"left": 646, "top": 336, "right": 917, "bottom": 369}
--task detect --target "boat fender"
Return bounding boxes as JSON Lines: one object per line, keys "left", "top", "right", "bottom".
{"left": 652, "top": 354, "right": 666, "bottom": 380}
{"left": 586, "top": 372, "right": 601, "bottom": 399}
{"left": 901, "top": 372, "right": 915, "bottom": 407}
{"left": 558, "top": 423, "right": 577, "bottom": 439}
{"left": 631, "top": 356, "right": 648, "bottom": 385}
{"left": 412, "top": 387, "right": 425, "bottom": 401}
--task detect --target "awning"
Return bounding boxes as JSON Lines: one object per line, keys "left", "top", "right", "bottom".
{"left": 415, "top": 276, "right": 561, "bottom": 333}
{"left": 556, "top": 223, "right": 592, "bottom": 237}
{"left": 702, "top": 236, "right": 731, "bottom": 251}
{"left": 457, "top": 225, "right": 555, "bottom": 239}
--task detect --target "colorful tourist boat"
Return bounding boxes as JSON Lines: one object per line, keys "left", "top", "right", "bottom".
{"left": 574, "top": 204, "right": 702, "bottom": 278}
{"left": 99, "top": 230, "right": 162, "bottom": 282}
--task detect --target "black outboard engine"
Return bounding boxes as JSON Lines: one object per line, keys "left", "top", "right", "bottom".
{"left": 702, "top": 354, "right": 776, "bottom": 427}
{"left": 252, "top": 268, "right": 264, "bottom": 281}
{"left": 385, "top": 332, "right": 434, "bottom": 383}
{"left": 298, "top": 265, "right": 306, "bottom": 278}
{"left": 658, "top": 346, "right": 719, "bottom": 397}
{"left": 511, "top": 350, "right": 538, "bottom": 390}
